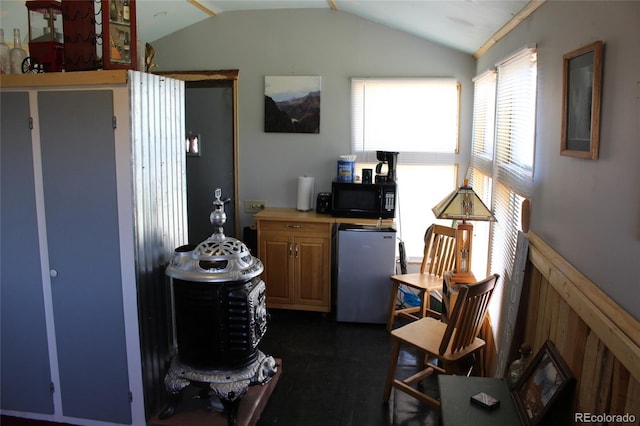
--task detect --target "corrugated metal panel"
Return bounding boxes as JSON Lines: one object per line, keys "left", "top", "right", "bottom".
{"left": 129, "top": 71, "right": 186, "bottom": 418}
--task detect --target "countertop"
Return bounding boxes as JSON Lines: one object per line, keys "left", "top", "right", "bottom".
{"left": 254, "top": 207, "right": 395, "bottom": 227}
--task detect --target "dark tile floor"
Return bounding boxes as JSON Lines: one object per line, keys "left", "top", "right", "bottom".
{"left": 1, "top": 310, "right": 440, "bottom": 426}
{"left": 256, "top": 309, "right": 440, "bottom": 426}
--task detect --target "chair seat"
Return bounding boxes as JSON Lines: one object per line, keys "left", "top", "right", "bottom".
{"left": 391, "top": 317, "right": 486, "bottom": 363}
{"left": 387, "top": 224, "right": 457, "bottom": 330}
{"left": 390, "top": 273, "right": 443, "bottom": 291}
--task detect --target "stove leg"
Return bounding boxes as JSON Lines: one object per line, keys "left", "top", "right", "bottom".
{"left": 221, "top": 397, "right": 240, "bottom": 426}
{"left": 159, "top": 367, "right": 191, "bottom": 419}
{"left": 158, "top": 391, "right": 181, "bottom": 420}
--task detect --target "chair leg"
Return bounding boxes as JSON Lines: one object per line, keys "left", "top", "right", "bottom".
{"left": 383, "top": 340, "right": 401, "bottom": 402}
{"left": 421, "top": 289, "right": 429, "bottom": 318}
{"left": 386, "top": 282, "right": 400, "bottom": 331}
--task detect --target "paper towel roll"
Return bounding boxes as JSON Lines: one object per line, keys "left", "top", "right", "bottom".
{"left": 296, "top": 176, "right": 315, "bottom": 211}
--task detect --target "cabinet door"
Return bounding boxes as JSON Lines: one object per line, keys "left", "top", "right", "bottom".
{"left": 260, "top": 231, "right": 294, "bottom": 306}
{"left": 0, "top": 92, "right": 54, "bottom": 415}
{"left": 294, "top": 236, "right": 330, "bottom": 309}
{"left": 101, "top": 0, "right": 137, "bottom": 70}
{"left": 38, "top": 91, "right": 131, "bottom": 424}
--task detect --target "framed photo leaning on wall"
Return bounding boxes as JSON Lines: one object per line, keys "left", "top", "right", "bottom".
{"left": 512, "top": 340, "right": 576, "bottom": 425}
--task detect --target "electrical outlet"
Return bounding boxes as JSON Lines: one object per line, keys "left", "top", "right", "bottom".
{"left": 245, "top": 200, "right": 267, "bottom": 213}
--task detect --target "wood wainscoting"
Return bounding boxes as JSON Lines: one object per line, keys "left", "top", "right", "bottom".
{"left": 515, "top": 232, "right": 639, "bottom": 420}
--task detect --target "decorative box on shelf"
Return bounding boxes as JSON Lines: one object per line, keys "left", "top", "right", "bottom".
{"left": 101, "top": 0, "right": 136, "bottom": 70}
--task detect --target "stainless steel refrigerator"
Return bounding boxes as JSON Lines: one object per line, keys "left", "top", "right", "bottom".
{"left": 336, "top": 224, "right": 397, "bottom": 323}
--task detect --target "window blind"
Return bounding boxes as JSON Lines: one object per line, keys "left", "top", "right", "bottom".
{"left": 491, "top": 47, "right": 537, "bottom": 283}
{"left": 470, "top": 70, "right": 497, "bottom": 177}
{"left": 470, "top": 46, "right": 537, "bottom": 295}
{"left": 351, "top": 78, "right": 459, "bottom": 164}
{"left": 494, "top": 49, "right": 537, "bottom": 197}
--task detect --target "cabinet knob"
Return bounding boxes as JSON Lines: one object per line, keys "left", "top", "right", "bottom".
{"left": 50, "top": 269, "right": 58, "bottom": 278}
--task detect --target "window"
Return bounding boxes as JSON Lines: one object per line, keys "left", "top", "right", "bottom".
{"left": 470, "top": 46, "right": 537, "bottom": 327}
{"left": 351, "top": 78, "right": 460, "bottom": 260}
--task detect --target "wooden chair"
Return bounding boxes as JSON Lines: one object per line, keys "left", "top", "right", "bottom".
{"left": 382, "top": 273, "right": 499, "bottom": 409}
{"left": 386, "top": 224, "right": 456, "bottom": 330}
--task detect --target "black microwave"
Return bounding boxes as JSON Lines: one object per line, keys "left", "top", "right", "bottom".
{"left": 331, "top": 180, "right": 396, "bottom": 219}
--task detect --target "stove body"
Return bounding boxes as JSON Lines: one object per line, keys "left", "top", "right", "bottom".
{"left": 161, "top": 189, "right": 276, "bottom": 425}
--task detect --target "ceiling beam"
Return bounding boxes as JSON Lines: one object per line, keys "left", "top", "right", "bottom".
{"left": 187, "top": 0, "right": 217, "bottom": 17}
{"left": 473, "top": 0, "right": 546, "bottom": 59}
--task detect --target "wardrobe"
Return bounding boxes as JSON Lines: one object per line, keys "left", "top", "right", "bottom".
{"left": 0, "top": 71, "right": 186, "bottom": 424}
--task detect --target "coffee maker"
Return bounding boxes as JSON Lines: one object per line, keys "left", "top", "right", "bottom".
{"left": 375, "top": 151, "right": 399, "bottom": 183}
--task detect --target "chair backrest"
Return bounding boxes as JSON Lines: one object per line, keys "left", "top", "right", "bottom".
{"left": 439, "top": 273, "right": 499, "bottom": 355}
{"left": 420, "top": 224, "right": 456, "bottom": 276}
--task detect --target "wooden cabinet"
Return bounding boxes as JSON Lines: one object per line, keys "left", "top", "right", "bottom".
{"left": 258, "top": 219, "right": 331, "bottom": 312}
{"left": 255, "top": 208, "right": 394, "bottom": 313}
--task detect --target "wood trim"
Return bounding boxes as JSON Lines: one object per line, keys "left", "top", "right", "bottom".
{"left": 186, "top": 0, "right": 216, "bottom": 16}
{"left": 526, "top": 231, "right": 640, "bottom": 381}
{"left": 473, "top": 0, "right": 546, "bottom": 59}
{"left": 155, "top": 70, "right": 238, "bottom": 81}
{"left": 0, "top": 70, "right": 128, "bottom": 88}
{"left": 233, "top": 76, "right": 240, "bottom": 238}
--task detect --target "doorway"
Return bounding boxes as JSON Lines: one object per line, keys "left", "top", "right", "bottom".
{"left": 159, "top": 70, "right": 239, "bottom": 241}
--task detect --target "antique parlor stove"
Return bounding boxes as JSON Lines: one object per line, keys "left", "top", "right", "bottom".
{"left": 160, "top": 189, "right": 277, "bottom": 425}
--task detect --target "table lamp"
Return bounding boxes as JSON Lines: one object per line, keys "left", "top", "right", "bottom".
{"left": 432, "top": 179, "right": 496, "bottom": 283}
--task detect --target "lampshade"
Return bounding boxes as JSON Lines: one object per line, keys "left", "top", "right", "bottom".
{"left": 432, "top": 180, "right": 496, "bottom": 222}
{"left": 431, "top": 180, "right": 496, "bottom": 282}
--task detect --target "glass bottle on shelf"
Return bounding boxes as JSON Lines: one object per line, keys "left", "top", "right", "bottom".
{"left": 507, "top": 343, "right": 532, "bottom": 388}
{"left": 123, "top": 0, "right": 130, "bottom": 23}
{"left": 9, "top": 28, "right": 27, "bottom": 74}
{"left": 122, "top": 31, "right": 130, "bottom": 62}
{"left": 0, "top": 28, "right": 11, "bottom": 74}
{"left": 110, "top": 0, "right": 118, "bottom": 22}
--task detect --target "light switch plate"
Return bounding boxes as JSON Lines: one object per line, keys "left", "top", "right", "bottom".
{"left": 245, "top": 200, "right": 267, "bottom": 213}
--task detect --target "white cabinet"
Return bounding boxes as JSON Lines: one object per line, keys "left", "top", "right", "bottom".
{"left": 0, "top": 71, "right": 186, "bottom": 424}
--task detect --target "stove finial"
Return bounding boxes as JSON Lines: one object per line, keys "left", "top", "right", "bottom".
{"left": 210, "top": 188, "right": 228, "bottom": 241}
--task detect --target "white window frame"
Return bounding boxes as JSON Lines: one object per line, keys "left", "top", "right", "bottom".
{"left": 351, "top": 78, "right": 461, "bottom": 261}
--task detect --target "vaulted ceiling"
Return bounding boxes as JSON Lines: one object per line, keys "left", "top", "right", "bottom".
{"left": 137, "top": 0, "right": 545, "bottom": 58}
{"left": 0, "top": 1, "right": 544, "bottom": 59}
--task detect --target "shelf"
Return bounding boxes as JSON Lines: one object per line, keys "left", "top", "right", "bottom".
{"left": 0, "top": 70, "right": 129, "bottom": 88}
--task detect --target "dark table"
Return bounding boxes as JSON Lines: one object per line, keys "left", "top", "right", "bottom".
{"left": 438, "top": 375, "right": 521, "bottom": 425}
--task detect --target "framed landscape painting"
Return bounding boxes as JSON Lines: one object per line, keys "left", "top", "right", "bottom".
{"left": 264, "top": 76, "right": 321, "bottom": 133}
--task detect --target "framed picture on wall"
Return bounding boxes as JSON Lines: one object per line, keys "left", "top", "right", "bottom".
{"left": 560, "top": 40, "right": 603, "bottom": 160}
{"left": 264, "top": 76, "right": 321, "bottom": 133}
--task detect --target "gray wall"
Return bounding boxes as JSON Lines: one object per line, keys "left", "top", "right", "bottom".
{"left": 152, "top": 9, "right": 476, "bottom": 226}
{"left": 476, "top": 1, "right": 640, "bottom": 320}
{"left": 153, "top": 4, "right": 640, "bottom": 321}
